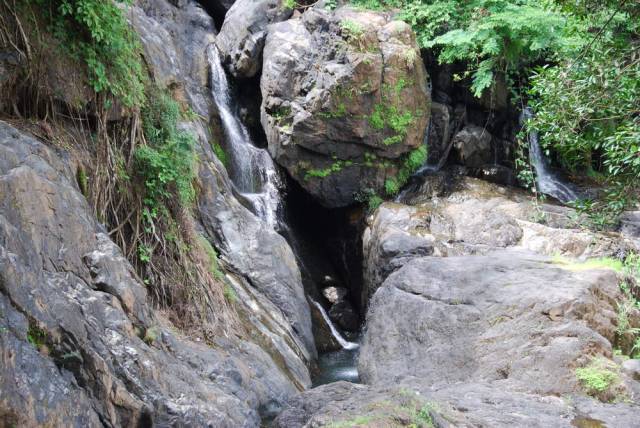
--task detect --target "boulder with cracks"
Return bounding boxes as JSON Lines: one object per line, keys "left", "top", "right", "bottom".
{"left": 261, "top": 6, "right": 430, "bottom": 207}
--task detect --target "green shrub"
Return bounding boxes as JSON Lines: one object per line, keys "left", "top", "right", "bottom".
{"left": 526, "top": 42, "right": 640, "bottom": 220}
{"left": 199, "top": 235, "right": 225, "bottom": 281}
{"left": 350, "top": 0, "right": 569, "bottom": 97}
{"left": 385, "top": 145, "right": 427, "bottom": 196}
{"left": 212, "top": 142, "right": 228, "bottom": 168}
{"left": 76, "top": 166, "right": 89, "bottom": 197}
{"left": 575, "top": 357, "right": 621, "bottom": 400}
{"left": 31, "top": 0, "right": 145, "bottom": 107}
{"left": 137, "top": 87, "right": 197, "bottom": 218}
{"left": 427, "top": 2, "right": 567, "bottom": 97}
{"left": 340, "top": 19, "right": 366, "bottom": 39}
{"left": 304, "top": 160, "right": 346, "bottom": 180}
{"left": 223, "top": 284, "right": 238, "bottom": 303}
{"left": 368, "top": 194, "right": 384, "bottom": 211}
{"left": 368, "top": 83, "right": 418, "bottom": 145}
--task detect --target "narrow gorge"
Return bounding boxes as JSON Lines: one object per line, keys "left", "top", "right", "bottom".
{"left": 0, "top": 0, "right": 639, "bottom": 427}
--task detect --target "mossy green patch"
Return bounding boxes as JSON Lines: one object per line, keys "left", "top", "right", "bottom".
{"left": 575, "top": 357, "right": 624, "bottom": 402}
{"left": 27, "top": 324, "right": 47, "bottom": 348}
{"left": 552, "top": 255, "right": 624, "bottom": 272}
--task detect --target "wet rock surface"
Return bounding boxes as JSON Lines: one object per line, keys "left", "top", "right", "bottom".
{"left": 452, "top": 125, "right": 493, "bottom": 168}
{"left": 261, "top": 6, "right": 430, "bottom": 207}
{"left": 131, "top": 0, "right": 316, "bottom": 369}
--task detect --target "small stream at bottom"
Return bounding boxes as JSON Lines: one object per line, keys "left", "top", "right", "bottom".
{"left": 313, "top": 347, "right": 360, "bottom": 387}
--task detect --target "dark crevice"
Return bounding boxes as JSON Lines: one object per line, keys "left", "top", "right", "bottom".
{"left": 281, "top": 175, "right": 366, "bottom": 324}
{"left": 195, "top": 0, "right": 230, "bottom": 32}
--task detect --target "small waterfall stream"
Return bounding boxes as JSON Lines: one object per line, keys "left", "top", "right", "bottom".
{"left": 310, "top": 300, "right": 359, "bottom": 351}
{"left": 521, "top": 108, "right": 579, "bottom": 204}
{"left": 207, "top": 45, "right": 282, "bottom": 227}
{"left": 208, "top": 44, "right": 361, "bottom": 372}
{"left": 311, "top": 301, "right": 360, "bottom": 386}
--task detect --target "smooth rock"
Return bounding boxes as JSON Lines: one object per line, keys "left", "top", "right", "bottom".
{"left": 274, "top": 380, "right": 640, "bottom": 428}
{"left": 322, "top": 286, "right": 348, "bottom": 304}
{"left": 0, "top": 121, "right": 277, "bottom": 426}
{"left": 359, "top": 250, "right": 634, "bottom": 400}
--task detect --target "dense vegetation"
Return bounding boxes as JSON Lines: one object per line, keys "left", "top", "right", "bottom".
{"left": 0, "top": 0, "right": 236, "bottom": 338}
{"left": 30, "top": 0, "right": 145, "bottom": 106}
{"left": 349, "top": 0, "right": 639, "bottom": 224}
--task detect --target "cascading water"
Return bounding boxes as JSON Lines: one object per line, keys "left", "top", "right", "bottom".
{"left": 207, "top": 44, "right": 282, "bottom": 227}
{"left": 521, "top": 108, "right": 580, "bottom": 204}
{"left": 310, "top": 299, "right": 360, "bottom": 386}
{"left": 310, "top": 300, "right": 359, "bottom": 351}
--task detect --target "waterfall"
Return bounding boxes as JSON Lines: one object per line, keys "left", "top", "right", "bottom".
{"left": 521, "top": 108, "right": 579, "bottom": 204}
{"left": 207, "top": 44, "right": 282, "bottom": 227}
{"left": 310, "top": 300, "right": 359, "bottom": 351}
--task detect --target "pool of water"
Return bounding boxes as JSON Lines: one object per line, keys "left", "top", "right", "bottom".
{"left": 312, "top": 347, "right": 360, "bottom": 387}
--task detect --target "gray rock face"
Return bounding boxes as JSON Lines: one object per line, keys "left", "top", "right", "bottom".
{"left": 216, "top": 0, "right": 293, "bottom": 78}
{"left": 453, "top": 124, "right": 493, "bottom": 167}
{"left": 0, "top": 121, "right": 305, "bottom": 425}
{"left": 362, "top": 203, "right": 435, "bottom": 309}
{"left": 0, "top": 0, "right": 320, "bottom": 423}
{"left": 359, "top": 251, "right": 629, "bottom": 393}
{"left": 261, "top": 6, "right": 430, "bottom": 207}
{"left": 321, "top": 175, "right": 640, "bottom": 426}
{"left": 197, "top": 144, "right": 317, "bottom": 360}
{"left": 274, "top": 380, "right": 640, "bottom": 428}
{"left": 623, "top": 359, "right": 640, "bottom": 381}
{"left": 132, "top": 0, "right": 217, "bottom": 117}
{"left": 363, "top": 177, "right": 636, "bottom": 308}
{"left": 133, "top": 0, "right": 316, "bottom": 364}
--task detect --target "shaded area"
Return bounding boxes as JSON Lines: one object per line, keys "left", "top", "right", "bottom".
{"left": 313, "top": 348, "right": 360, "bottom": 387}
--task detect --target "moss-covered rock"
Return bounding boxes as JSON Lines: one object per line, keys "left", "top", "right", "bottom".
{"left": 261, "top": 6, "right": 430, "bottom": 207}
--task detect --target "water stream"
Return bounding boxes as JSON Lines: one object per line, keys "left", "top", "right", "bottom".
{"left": 207, "top": 44, "right": 282, "bottom": 227}
{"left": 521, "top": 108, "right": 580, "bottom": 204}
{"left": 208, "top": 44, "right": 362, "bottom": 383}
{"left": 310, "top": 300, "right": 359, "bottom": 351}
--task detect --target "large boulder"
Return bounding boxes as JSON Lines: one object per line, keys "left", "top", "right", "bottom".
{"left": 363, "top": 177, "right": 635, "bottom": 308}
{"left": 359, "top": 251, "right": 633, "bottom": 394}
{"left": 261, "top": 6, "right": 430, "bottom": 207}
{"left": 216, "top": 0, "right": 293, "bottom": 78}
{"left": 343, "top": 175, "right": 640, "bottom": 426}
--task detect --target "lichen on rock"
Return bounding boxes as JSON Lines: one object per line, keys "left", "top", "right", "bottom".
{"left": 261, "top": 6, "right": 430, "bottom": 207}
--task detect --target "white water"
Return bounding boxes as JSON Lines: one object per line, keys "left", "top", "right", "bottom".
{"left": 207, "top": 44, "right": 282, "bottom": 227}
{"left": 521, "top": 108, "right": 579, "bottom": 204}
{"left": 311, "top": 300, "right": 359, "bottom": 351}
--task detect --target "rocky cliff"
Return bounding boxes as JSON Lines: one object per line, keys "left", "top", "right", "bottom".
{"left": 1, "top": 0, "right": 639, "bottom": 427}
